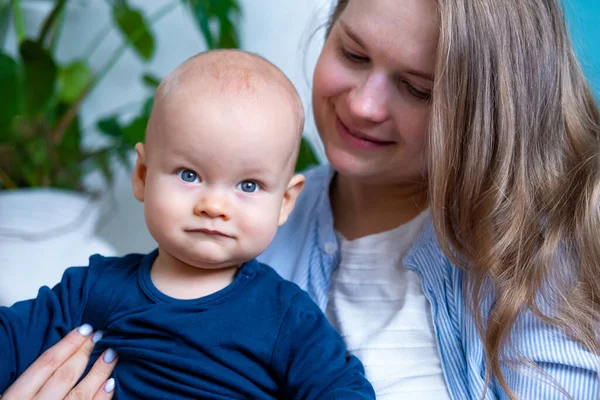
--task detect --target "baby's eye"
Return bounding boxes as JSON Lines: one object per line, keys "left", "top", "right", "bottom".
{"left": 237, "top": 180, "right": 259, "bottom": 193}
{"left": 177, "top": 169, "right": 201, "bottom": 183}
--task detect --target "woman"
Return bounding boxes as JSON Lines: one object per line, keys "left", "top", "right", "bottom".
{"left": 4, "top": 0, "right": 599, "bottom": 398}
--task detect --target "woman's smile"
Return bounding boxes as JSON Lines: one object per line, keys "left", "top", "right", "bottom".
{"left": 335, "top": 117, "right": 396, "bottom": 150}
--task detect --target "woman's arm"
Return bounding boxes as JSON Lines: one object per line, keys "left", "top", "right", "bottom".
{"left": 1, "top": 326, "right": 117, "bottom": 400}
{"left": 493, "top": 312, "right": 600, "bottom": 399}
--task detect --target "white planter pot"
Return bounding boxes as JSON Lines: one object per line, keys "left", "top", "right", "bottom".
{"left": 0, "top": 189, "right": 116, "bottom": 306}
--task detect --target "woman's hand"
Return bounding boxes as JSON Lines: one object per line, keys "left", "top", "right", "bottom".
{"left": 1, "top": 324, "right": 118, "bottom": 400}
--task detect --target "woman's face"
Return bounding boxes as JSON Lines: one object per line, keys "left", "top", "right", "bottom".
{"left": 312, "top": 0, "right": 439, "bottom": 184}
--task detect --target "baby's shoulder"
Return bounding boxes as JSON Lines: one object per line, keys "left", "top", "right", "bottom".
{"left": 249, "top": 261, "right": 315, "bottom": 309}
{"left": 253, "top": 261, "right": 304, "bottom": 293}
{"left": 74, "top": 252, "right": 149, "bottom": 293}
{"left": 87, "top": 252, "right": 145, "bottom": 275}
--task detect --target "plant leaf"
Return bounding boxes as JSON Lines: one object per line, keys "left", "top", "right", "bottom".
{"left": 122, "top": 115, "right": 148, "bottom": 146}
{"left": 142, "top": 73, "right": 161, "bottom": 88}
{"left": 185, "top": 0, "right": 240, "bottom": 49}
{"left": 56, "top": 103, "right": 81, "bottom": 163}
{"left": 53, "top": 103, "right": 82, "bottom": 191}
{"left": 37, "top": 0, "right": 67, "bottom": 47}
{"left": 142, "top": 96, "right": 154, "bottom": 118}
{"left": 0, "top": 52, "right": 23, "bottom": 140}
{"left": 212, "top": 0, "right": 240, "bottom": 48}
{"left": 19, "top": 40, "right": 57, "bottom": 116}
{"left": 115, "top": 143, "right": 132, "bottom": 170}
{"left": 142, "top": 96, "right": 154, "bottom": 117}
{"left": 112, "top": 3, "right": 155, "bottom": 61}
{"left": 295, "top": 137, "right": 320, "bottom": 172}
{"left": 97, "top": 116, "right": 123, "bottom": 138}
{"left": 186, "top": 0, "right": 214, "bottom": 49}
{"left": 58, "top": 60, "right": 94, "bottom": 104}
{"left": 217, "top": 15, "right": 238, "bottom": 48}
{"left": 23, "top": 137, "right": 51, "bottom": 186}
{"left": 96, "top": 150, "right": 114, "bottom": 187}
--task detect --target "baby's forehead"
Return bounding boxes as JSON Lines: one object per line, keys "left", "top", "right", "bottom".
{"left": 160, "top": 127, "right": 296, "bottom": 182}
{"left": 159, "top": 51, "right": 299, "bottom": 106}
{"left": 148, "top": 50, "right": 303, "bottom": 170}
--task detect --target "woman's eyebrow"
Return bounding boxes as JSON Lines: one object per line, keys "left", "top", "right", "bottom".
{"left": 339, "top": 20, "right": 434, "bottom": 83}
{"left": 339, "top": 20, "right": 367, "bottom": 49}
{"left": 404, "top": 68, "right": 434, "bottom": 82}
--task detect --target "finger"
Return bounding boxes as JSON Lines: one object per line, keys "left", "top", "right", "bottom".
{"left": 66, "top": 348, "right": 118, "bottom": 400}
{"left": 34, "top": 328, "right": 99, "bottom": 400}
{"left": 2, "top": 324, "right": 95, "bottom": 400}
{"left": 93, "top": 378, "right": 116, "bottom": 400}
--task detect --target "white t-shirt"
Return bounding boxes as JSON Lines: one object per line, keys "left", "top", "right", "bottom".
{"left": 326, "top": 211, "right": 451, "bottom": 399}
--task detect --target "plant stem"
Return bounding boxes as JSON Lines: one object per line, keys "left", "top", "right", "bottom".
{"left": 48, "top": 3, "right": 67, "bottom": 52}
{"left": 10, "top": 0, "right": 25, "bottom": 43}
{"left": 0, "top": 166, "right": 17, "bottom": 189}
{"left": 48, "top": 1, "right": 179, "bottom": 146}
{"left": 49, "top": 81, "right": 91, "bottom": 144}
{"left": 82, "top": 20, "right": 113, "bottom": 60}
{"left": 82, "top": 0, "right": 126, "bottom": 60}
{"left": 92, "top": 0, "right": 179, "bottom": 93}
{"left": 81, "top": 146, "right": 112, "bottom": 163}
{"left": 82, "top": 98, "right": 145, "bottom": 132}
{"left": 37, "top": 0, "right": 66, "bottom": 47}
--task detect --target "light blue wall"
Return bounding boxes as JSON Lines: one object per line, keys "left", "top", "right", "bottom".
{"left": 563, "top": 0, "right": 600, "bottom": 98}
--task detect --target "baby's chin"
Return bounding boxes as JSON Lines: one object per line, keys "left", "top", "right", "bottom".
{"left": 184, "top": 257, "right": 241, "bottom": 271}
{"left": 184, "top": 253, "right": 258, "bottom": 271}
{"left": 161, "top": 238, "right": 267, "bottom": 271}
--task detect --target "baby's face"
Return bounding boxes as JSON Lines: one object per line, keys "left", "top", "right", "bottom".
{"left": 137, "top": 86, "right": 301, "bottom": 270}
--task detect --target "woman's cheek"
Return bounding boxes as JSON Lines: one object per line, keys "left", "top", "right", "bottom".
{"left": 314, "top": 55, "right": 342, "bottom": 99}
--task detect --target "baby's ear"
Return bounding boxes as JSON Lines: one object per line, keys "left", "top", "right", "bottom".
{"left": 131, "top": 143, "right": 148, "bottom": 202}
{"left": 278, "top": 174, "right": 305, "bottom": 226}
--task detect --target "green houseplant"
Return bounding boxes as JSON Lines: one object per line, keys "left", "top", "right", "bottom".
{"left": 0, "top": 0, "right": 245, "bottom": 192}
{"left": 0, "top": 0, "right": 318, "bottom": 192}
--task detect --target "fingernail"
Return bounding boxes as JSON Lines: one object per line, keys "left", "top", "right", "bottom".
{"left": 92, "top": 330, "right": 103, "bottom": 343}
{"left": 104, "top": 378, "right": 115, "bottom": 393}
{"left": 78, "top": 324, "right": 93, "bottom": 336}
{"left": 103, "top": 348, "right": 117, "bottom": 363}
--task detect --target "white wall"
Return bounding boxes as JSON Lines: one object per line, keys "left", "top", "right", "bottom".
{"left": 5, "top": 0, "right": 332, "bottom": 255}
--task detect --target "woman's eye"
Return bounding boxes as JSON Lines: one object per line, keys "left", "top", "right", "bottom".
{"left": 339, "top": 47, "right": 369, "bottom": 63}
{"left": 405, "top": 83, "right": 432, "bottom": 102}
{"left": 177, "top": 169, "right": 200, "bottom": 183}
{"left": 237, "top": 180, "right": 259, "bottom": 193}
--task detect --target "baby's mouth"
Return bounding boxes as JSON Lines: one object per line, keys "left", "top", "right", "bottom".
{"left": 186, "top": 228, "right": 233, "bottom": 238}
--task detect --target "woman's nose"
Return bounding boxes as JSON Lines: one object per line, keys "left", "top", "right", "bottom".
{"left": 347, "top": 72, "right": 390, "bottom": 123}
{"left": 194, "top": 192, "right": 229, "bottom": 220}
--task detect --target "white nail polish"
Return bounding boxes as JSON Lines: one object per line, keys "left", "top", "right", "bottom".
{"left": 92, "top": 331, "right": 103, "bottom": 343}
{"left": 103, "top": 348, "right": 117, "bottom": 363}
{"left": 104, "top": 378, "right": 115, "bottom": 393}
{"left": 77, "top": 324, "right": 93, "bottom": 336}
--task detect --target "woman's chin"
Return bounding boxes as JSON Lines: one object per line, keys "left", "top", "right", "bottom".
{"left": 326, "top": 149, "right": 380, "bottom": 181}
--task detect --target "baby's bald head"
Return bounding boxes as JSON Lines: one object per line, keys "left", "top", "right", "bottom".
{"left": 145, "top": 50, "right": 304, "bottom": 175}
{"left": 158, "top": 50, "right": 302, "bottom": 112}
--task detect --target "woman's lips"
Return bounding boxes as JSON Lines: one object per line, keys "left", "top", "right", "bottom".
{"left": 335, "top": 118, "right": 395, "bottom": 150}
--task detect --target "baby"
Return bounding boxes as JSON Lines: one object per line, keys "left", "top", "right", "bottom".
{"left": 0, "top": 50, "right": 375, "bottom": 399}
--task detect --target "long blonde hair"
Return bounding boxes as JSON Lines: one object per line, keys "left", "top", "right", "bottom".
{"left": 429, "top": 0, "right": 600, "bottom": 397}
{"left": 329, "top": 0, "right": 600, "bottom": 397}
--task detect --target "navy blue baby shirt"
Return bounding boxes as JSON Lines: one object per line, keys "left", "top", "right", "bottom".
{"left": 0, "top": 250, "right": 375, "bottom": 399}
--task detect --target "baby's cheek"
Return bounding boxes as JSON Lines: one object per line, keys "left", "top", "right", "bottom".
{"left": 237, "top": 202, "right": 280, "bottom": 246}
